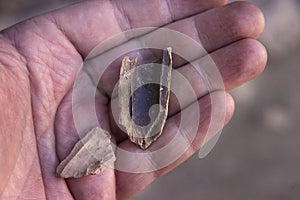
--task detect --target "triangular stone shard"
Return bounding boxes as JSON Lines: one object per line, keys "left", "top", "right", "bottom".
{"left": 56, "top": 127, "right": 116, "bottom": 178}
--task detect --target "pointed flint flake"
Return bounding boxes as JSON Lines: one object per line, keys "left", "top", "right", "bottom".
{"left": 56, "top": 127, "right": 116, "bottom": 178}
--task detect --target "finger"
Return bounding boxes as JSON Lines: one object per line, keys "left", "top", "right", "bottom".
{"left": 51, "top": 0, "right": 227, "bottom": 57}
{"left": 194, "top": 1, "right": 265, "bottom": 52}
{"left": 109, "top": 38, "right": 266, "bottom": 142}
{"left": 115, "top": 91, "right": 235, "bottom": 199}
{"left": 168, "top": 38, "right": 267, "bottom": 116}
{"left": 66, "top": 90, "right": 116, "bottom": 200}
{"left": 55, "top": 73, "right": 116, "bottom": 199}
{"left": 85, "top": 1, "right": 265, "bottom": 97}
{"left": 139, "top": 1, "right": 265, "bottom": 64}
{"left": 66, "top": 169, "right": 116, "bottom": 200}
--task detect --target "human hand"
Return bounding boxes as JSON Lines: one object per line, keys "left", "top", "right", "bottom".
{"left": 0, "top": 0, "right": 267, "bottom": 199}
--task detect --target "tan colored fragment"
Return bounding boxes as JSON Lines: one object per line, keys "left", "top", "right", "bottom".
{"left": 56, "top": 127, "right": 115, "bottom": 178}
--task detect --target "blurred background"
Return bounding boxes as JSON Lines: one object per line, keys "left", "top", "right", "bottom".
{"left": 1, "top": 0, "right": 299, "bottom": 199}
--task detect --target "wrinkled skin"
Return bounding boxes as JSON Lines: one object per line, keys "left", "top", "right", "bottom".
{"left": 0, "top": 0, "right": 267, "bottom": 199}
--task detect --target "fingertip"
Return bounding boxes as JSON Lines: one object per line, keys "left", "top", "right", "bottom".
{"left": 216, "top": 38, "right": 268, "bottom": 90}
{"left": 241, "top": 39, "right": 268, "bottom": 80}
{"left": 225, "top": 92, "right": 235, "bottom": 125}
{"left": 194, "top": 1, "right": 266, "bottom": 52}
{"left": 251, "top": 3, "right": 266, "bottom": 38}
{"left": 228, "top": 1, "right": 266, "bottom": 39}
{"left": 253, "top": 39, "right": 268, "bottom": 75}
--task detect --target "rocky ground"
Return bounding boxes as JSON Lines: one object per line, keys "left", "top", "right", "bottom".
{"left": 1, "top": 0, "right": 300, "bottom": 199}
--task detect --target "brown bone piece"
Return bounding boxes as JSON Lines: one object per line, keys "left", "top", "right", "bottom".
{"left": 56, "top": 127, "right": 116, "bottom": 178}
{"left": 119, "top": 48, "right": 172, "bottom": 149}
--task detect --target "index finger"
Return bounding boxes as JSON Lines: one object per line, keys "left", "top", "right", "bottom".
{"left": 51, "top": 0, "right": 227, "bottom": 57}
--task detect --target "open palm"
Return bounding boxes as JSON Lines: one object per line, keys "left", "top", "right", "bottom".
{"left": 0, "top": 0, "right": 266, "bottom": 199}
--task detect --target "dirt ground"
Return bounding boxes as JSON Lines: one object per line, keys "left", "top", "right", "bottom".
{"left": 1, "top": 0, "right": 299, "bottom": 199}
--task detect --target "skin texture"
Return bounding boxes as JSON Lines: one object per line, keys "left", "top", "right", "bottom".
{"left": 0, "top": 0, "right": 267, "bottom": 199}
